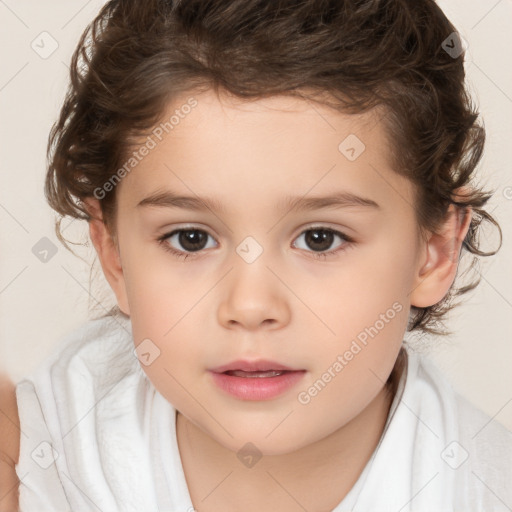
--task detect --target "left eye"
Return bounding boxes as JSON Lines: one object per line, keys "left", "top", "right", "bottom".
{"left": 293, "top": 227, "right": 349, "bottom": 255}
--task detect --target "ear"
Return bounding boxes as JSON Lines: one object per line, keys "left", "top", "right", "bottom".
{"left": 410, "top": 200, "right": 472, "bottom": 308}
{"left": 83, "top": 198, "right": 130, "bottom": 316}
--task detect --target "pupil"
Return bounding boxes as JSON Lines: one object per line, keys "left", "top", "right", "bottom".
{"left": 179, "top": 230, "right": 207, "bottom": 251}
{"left": 306, "top": 229, "right": 333, "bottom": 251}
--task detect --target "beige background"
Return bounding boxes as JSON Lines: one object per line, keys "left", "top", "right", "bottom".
{"left": 1, "top": 0, "right": 511, "bottom": 430}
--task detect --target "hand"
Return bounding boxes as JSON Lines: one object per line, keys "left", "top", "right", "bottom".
{"left": 0, "top": 373, "right": 20, "bottom": 512}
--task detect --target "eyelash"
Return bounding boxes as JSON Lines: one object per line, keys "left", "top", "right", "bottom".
{"left": 157, "top": 226, "right": 354, "bottom": 261}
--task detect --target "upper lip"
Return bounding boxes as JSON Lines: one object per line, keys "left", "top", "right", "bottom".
{"left": 209, "top": 359, "right": 301, "bottom": 373}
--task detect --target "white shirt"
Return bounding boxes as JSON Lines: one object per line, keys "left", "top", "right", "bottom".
{"left": 15, "top": 313, "right": 512, "bottom": 511}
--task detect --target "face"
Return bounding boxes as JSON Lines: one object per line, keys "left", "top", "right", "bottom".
{"left": 96, "top": 89, "right": 448, "bottom": 456}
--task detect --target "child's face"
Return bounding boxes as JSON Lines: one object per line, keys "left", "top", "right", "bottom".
{"left": 104, "top": 89, "right": 430, "bottom": 454}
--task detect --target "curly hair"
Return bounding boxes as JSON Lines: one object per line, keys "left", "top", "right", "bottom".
{"left": 45, "top": 0, "right": 501, "bottom": 342}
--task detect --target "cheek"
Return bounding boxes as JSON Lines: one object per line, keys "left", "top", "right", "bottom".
{"left": 298, "top": 237, "right": 413, "bottom": 394}
{"left": 129, "top": 288, "right": 207, "bottom": 409}
{"left": 302, "top": 242, "right": 414, "bottom": 339}
{"left": 119, "top": 245, "right": 208, "bottom": 392}
{"left": 121, "top": 239, "right": 197, "bottom": 327}
{"left": 127, "top": 267, "right": 206, "bottom": 360}
{"left": 348, "top": 226, "right": 418, "bottom": 307}
{"left": 296, "top": 290, "right": 408, "bottom": 435}
{"left": 306, "top": 281, "right": 408, "bottom": 391}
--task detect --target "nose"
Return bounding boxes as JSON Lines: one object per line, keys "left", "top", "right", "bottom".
{"left": 217, "top": 255, "right": 291, "bottom": 331}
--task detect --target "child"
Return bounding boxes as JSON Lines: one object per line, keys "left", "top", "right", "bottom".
{"left": 11, "top": 0, "right": 512, "bottom": 510}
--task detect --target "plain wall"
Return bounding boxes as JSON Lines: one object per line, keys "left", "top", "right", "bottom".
{"left": 1, "top": 0, "right": 511, "bottom": 430}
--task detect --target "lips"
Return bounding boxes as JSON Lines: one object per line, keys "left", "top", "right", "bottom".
{"left": 224, "top": 369, "right": 286, "bottom": 378}
{"left": 209, "top": 359, "right": 299, "bottom": 374}
{"left": 209, "top": 363, "right": 306, "bottom": 400}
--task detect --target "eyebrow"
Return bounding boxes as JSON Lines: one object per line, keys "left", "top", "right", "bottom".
{"left": 136, "top": 190, "right": 380, "bottom": 213}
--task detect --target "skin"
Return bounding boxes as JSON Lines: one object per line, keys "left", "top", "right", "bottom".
{"left": 0, "top": 374, "right": 20, "bottom": 512}
{"left": 1, "top": 88, "right": 471, "bottom": 512}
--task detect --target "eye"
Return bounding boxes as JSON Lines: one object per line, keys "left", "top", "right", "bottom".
{"left": 158, "top": 227, "right": 217, "bottom": 259}
{"left": 293, "top": 226, "right": 353, "bottom": 259}
{"left": 157, "top": 225, "right": 353, "bottom": 261}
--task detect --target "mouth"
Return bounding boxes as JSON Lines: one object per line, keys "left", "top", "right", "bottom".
{"left": 208, "top": 360, "right": 306, "bottom": 400}
{"left": 209, "top": 359, "right": 301, "bottom": 374}
{"left": 222, "top": 369, "right": 290, "bottom": 378}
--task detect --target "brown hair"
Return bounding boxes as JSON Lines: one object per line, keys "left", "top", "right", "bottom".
{"left": 45, "top": 0, "right": 501, "bottom": 347}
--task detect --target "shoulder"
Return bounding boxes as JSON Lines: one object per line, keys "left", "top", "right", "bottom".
{"left": 15, "top": 311, "right": 142, "bottom": 427}
{"left": 455, "top": 390, "right": 512, "bottom": 472}
{"left": 14, "top": 313, "right": 150, "bottom": 511}
{"left": 407, "top": 349, "right": 512, "bottom": 507}
{"left": 411, "top": 349, "right": 512, "bottom": 444}
{"left": 451, "top": 391, "right": 512, "bottom": 508}
{"left": 17, "top": 311, "right": 138, "bottom": 396}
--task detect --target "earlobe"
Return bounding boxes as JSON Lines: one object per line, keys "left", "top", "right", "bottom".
{"left": 410, "top": 204, "right": 472, "bottom": 308}
{"left": 83, "top": 198, "right": 131, "bottom": 316}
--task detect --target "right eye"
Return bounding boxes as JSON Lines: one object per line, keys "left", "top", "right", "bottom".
{"left": 157, "top": 227, "right": 218, "bottom": 259}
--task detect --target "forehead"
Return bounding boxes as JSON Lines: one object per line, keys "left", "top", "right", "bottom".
{"left": 117, "top": 88, "right": 414, "bottom": 214}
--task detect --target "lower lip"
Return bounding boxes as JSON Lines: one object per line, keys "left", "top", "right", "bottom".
{"left": 209, "top": 370, "right": 306, "bottom": 400}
